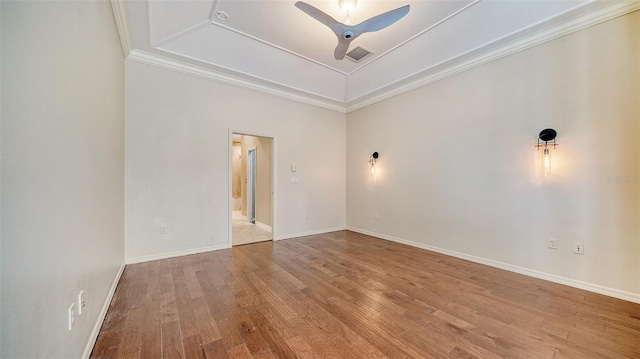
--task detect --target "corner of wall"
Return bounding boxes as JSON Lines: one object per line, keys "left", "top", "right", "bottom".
{"left": 81, "top": 264, "right": 125, "bottom": 359}
{"left": 0, "top": 1, "right": 3, "bottom": 354}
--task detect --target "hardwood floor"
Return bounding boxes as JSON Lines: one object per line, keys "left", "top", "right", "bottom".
{"left": 91, "top": 231, "right": 640, "bottom": 359}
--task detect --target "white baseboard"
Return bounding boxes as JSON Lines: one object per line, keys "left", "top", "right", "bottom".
{"left": 125, "top": 244, "right": 229, "bottom": 264}
{"left": 276, "top": 226, "right": 347, "bottom": 241}
{"left": 347, "top": 227, "right": 640, "bottom": 304}
{"left": 255, "top": 221, "right": 272, "bottom": 233}
{"left": 82, "top": 263, "right": 126, "bottom": 359}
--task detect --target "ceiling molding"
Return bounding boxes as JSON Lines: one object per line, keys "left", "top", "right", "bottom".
{"left": 120, "top": 1, "right": 639, "bottom": 114}
{"left": 127, "top": 50, "right": 347, "bottom": 113}
{"left": 346, "top": 1, "right": 640, "bottom": 112}
{"left": 348, "top": 0, "right": 481, "bottom": 78}
{"left": 150, "top": 20, "right": 211, "bottom": 48}
{"left": 209, "top": 21, "right": 350, "bottom": 76}
{"left": 110, "top": 0, "right": 132, "bottom": 57}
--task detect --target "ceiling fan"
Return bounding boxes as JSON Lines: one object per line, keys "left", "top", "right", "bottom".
{"left": 295, "top": 1, "right": 410, "bottom": 60}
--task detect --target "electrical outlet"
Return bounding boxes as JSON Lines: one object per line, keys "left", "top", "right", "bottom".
{"left": 574, "top": 242, "right": 584, "bottom": 254}
{"left": 68, "top": 303, "right": 76, "bottom": 331}
{"left": 548, "top": 238, "right": 558, "bottom": 249}
{"left": 160, "top": 226, "right": 167, "bottom": 234}
{"left": 78, "top": 290, "right": 86, "bottom": 315}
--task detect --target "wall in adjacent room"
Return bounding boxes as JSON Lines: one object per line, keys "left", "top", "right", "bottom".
{"left": 1, "top": 1, "right": 125, "bottom": 357}
{"left": 346, "top": 12, "right": 640, "bottom": 301}
{"left": 240, "top": 135, "right": 273, "bottom": 227}
{"left": 125, "top": 61, "right": 346, "bottom": 261}
{"left": 232, "top": 141, "right": 241, "bottom": 201}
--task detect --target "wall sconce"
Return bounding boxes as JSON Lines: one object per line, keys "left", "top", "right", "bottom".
{"left": 536, "top": 129, "right": 557, "bottom": 176}
{"left": 368, "top": 152, "right": 379, "bottom": 175}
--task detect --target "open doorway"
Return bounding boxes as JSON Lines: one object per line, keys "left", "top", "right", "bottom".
{"left": 230, "top": 132, "right": 274, "bottom": 246}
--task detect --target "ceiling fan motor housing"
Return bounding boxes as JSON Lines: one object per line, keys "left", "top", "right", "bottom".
{"left": 342, "top": 30, "right": 355, "bottom": 40}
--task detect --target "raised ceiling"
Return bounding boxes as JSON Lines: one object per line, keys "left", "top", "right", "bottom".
{"left": 120, "top": 0, "right": 638, "bottom": 112}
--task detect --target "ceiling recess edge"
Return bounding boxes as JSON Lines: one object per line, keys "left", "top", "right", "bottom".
{"left": 110, "top": 0, "right": 640, "bottom": 114}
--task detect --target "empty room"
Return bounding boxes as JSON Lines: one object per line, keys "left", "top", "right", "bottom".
{"left": 1, "top": 0, "right": 639, "bottom": 358}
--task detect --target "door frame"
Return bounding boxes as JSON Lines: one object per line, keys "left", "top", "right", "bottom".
{"left": 228, "top": 129, "right": 277, "bottom": 248}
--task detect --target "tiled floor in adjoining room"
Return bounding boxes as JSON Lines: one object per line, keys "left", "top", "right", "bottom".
{"left": 232, "top": 210, "right": 272, "bottom": 246}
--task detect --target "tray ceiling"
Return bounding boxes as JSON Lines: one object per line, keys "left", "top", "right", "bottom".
{"left": 121, "top": 0, "right": 636, "bottom": 111}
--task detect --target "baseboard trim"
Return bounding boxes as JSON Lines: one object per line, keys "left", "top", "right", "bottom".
{"left": 255, "top": 221, "right": 272, "bottom": 233}
{"left": 276, "top": 226, "right": 347, "bottom": 241}
{"left": 82, "top": 263, "right": 126, "bottom": 359}
{"left": 125, "top": 244, "right": 229, "bottom": 264}
{"left": 346, "top": 227, "right": 640, "bottom": 304}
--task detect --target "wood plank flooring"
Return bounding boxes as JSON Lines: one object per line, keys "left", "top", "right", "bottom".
{"left": 91, "top": 231, "right": 640, "bottom": 358}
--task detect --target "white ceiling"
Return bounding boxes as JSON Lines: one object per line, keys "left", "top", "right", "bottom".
{"left": 121, "top": 0, "right": 637, "bottom": 111}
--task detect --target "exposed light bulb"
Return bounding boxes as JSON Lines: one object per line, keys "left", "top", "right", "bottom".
{"left": 368, "top": 152, "right": 378, "bottom": 183}
{"left": 339, "top": 0, "right": 357, "bottom": 24}
{"left": 338, "top": 0, "right": 357, "bottom": 12}
{"left": 542, "top": 146, "right": 551, "bottom": 176}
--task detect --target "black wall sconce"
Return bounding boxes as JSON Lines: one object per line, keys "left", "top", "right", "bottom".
{"left": 369, "top": 152, "right": 379, "bottom": 175}
{"left": 536, "top": 129, "right": 557, "bottom": 176}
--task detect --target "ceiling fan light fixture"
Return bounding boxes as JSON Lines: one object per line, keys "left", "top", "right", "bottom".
{"left": 338, "top": 0, "right": 358, "bottom": 13}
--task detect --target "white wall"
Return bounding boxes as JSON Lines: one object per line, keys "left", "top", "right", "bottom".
{"left": 256, "top": 136, "right": 273, "bottom": 227}
{"left": 0, "top": 3, "right": 3, "bottom": 355}
{"left": 347, "top": 12, "right": 640, "bottom": 300}
{"left": 125, "top": 61, "right": 346, "bottom": 262}
{"left": 1, "top": 1, "right": 125, "bottom": 357}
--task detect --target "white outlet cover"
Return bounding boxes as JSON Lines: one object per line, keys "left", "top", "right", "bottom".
{"left": 78, "top": 290, "right": 85, "bottom": 315}
{"left": 68, "top": 303, "right": 76, "bottom": 331}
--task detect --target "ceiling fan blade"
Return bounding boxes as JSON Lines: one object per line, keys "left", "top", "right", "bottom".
{"left": 354, "top": 5, "right": 410, "bottom": 34}
{"left": 334, "top": 38, "right": 350, "bottom": 60}
{"left": 295, "top": 1, "right": 408, "bottom": 61}
{"left": 295, "top": 1, "right": 342, "bottom": 34}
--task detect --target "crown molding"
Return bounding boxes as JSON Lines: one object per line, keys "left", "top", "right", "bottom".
{"left": 345, "top": 1, "right": 640, "bottom": 112}
{"left": 127, "top": 50, "right": 347, "bottom": 113}
{"left": 110, "top": 0, "right": 132, "bottom": 57}
{"left": 121, "top": 1, "right": 638, "bottom": 114}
